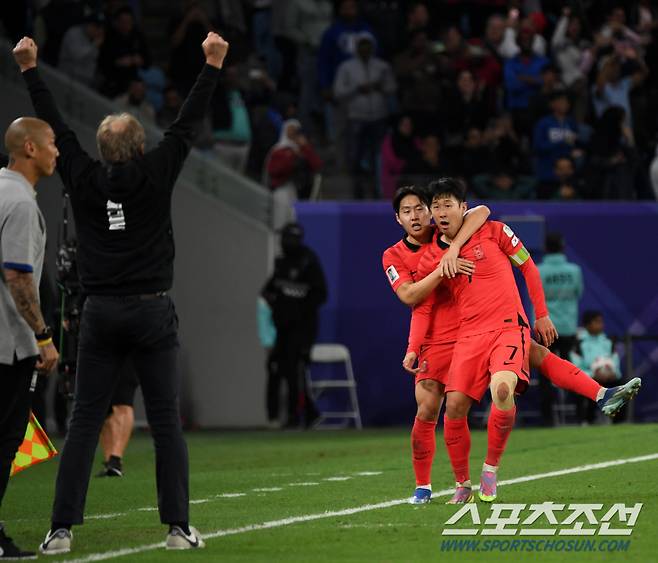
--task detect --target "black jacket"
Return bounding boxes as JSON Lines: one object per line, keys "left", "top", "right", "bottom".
{"left": 0, "top": 153, "right": 7, "bottom": 168}
{"left": 23, "top": 65, "right": 219, "bottom": 295}
{"left": 262, "top": 246, "right": 327, "bottom": 329}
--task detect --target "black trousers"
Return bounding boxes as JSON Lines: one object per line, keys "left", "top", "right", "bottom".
{"left": 51, "top": 295, "right": 188, "bottom": 525}
{"left": 0, "top": 355, "right": 36, "bottom": 509}
{"left": 267, "top": 326, "right": 316, "bottom": 424}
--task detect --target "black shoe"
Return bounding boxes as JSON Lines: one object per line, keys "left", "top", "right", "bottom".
{"left": 0, "top": 527, "right": 37, "bottom": 560}
{"left": 96, "top": 458, "right": 123, "bottom": 478}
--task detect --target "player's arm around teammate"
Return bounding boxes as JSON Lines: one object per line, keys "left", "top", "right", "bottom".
{"left": 395, "top": 205, "right": 488, "bottom": 306}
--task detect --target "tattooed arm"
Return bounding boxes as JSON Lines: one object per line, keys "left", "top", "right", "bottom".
{"left": 3, "top": 268, "right": 58, "bottom": 372}
{"left": 3, "top": 269, "right": 47, "bottom": 332}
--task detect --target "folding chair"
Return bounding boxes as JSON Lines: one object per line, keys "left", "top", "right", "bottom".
{"left": 306, "top": 343, "right": 362, "bottom": 429}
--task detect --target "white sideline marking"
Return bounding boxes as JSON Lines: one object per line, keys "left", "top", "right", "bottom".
{"left": 285, "top": 482, "right": 320, "bottom": 487}
{"left": 86, "top": 513, "right": 125, "bottom": 520}
{"left": 216, "top": 493, "right": 246, "bottom": 498}
{"left": 189, "top": 499, "right": 210, "bottom": 505}
{"left": 354, "top": 471, "right": 382, "bottom": 476}
{"left": 252, "top": 487, "right": 283, "bottom": 492}
{"left": 63, "top": 452, "right": 658, "bottom": 563}
{"left": 324, "top": 476, "right": 352, "bottom": 482}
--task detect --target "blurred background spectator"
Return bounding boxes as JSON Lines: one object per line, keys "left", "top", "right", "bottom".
{"left": 538, "top": 232, "right": 584, "bottom": 426}
{"left": 570, "top": 310, "right": 622, "bottom": 424}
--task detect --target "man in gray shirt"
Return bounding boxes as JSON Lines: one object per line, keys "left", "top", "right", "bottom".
{"left": 0, "top": 118, "right": 59, "bottom": 559}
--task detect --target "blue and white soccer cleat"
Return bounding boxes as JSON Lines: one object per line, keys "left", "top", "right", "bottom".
{"left": 409, "top": 487, "right": 432, "bottom": 504}
{"left": 597, "top": 377, "right": 642, "bottom": 417}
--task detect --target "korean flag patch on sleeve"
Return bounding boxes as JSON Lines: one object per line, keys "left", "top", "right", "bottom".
{"left": 386, "top": 265, "right": 400, "bottom": 285}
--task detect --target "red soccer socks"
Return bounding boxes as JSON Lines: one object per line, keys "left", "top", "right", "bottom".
{"left": 411, "top": 417, "right": 436, "bottom": 486}
{"left": 443, "top": 415, "right": 471, "bottom": 484}
{"left": 540, "top": 352, "right": 600, "bottom": 402}
{"left": 485, "top": 404, "right": 516, "bottom": 467}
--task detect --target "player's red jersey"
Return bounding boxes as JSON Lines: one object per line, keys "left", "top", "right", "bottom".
{"left": 408, "top": 221, "right": 548, "bottom": 353}
{"left": 382, "top": 231, "right": 433, "bottom": 293}
{"left": 446, "top": 221, "right": 548, "bottom": 338}
{"left": 407, "top": 232, "right": 460, "bottom": 348}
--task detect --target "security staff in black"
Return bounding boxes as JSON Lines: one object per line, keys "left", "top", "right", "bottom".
{"left": 14, "top": 32, "right": 229, "bottom": 553}
{"left": 262, "top": 223, "right": 328, "bottom": 428}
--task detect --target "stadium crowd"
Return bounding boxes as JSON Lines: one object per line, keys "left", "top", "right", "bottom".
{"left": 1, "top": 0, "right": 658, "bottom": 201}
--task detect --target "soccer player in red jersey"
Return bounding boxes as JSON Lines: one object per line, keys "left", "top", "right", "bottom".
{"left": 382, "top": 186, "right": 490, "bottom": 504}
{"left": 407, "top": 178, "right": 642, "bottom": 504}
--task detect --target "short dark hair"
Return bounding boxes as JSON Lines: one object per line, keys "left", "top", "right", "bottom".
{"left": 393, "top": 185, "right": 430, "bottom": 213}
{"left": 582, "top": 310, "right": 602, "bottom": 327}
{"left": 545, "top": 232, "right": 564, "bottom": 253}
{"left": 427, "top": 177, "right": 467, "bottom": 203}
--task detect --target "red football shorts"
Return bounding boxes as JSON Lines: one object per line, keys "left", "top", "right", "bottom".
{"left": 446, "top": 327, "right": 530, "bottom": 401}
{"left": 416, "top": 340, "right": 455, "bottom": 385}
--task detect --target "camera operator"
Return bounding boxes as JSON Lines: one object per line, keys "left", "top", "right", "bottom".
{"left": 13, "top": 31, "right": 228, "bottom": 554}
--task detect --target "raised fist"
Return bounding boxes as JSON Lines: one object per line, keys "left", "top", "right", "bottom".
{"left": 13, "top": 36, "right": 38, "bottom": 72}
{"left": 202, "top": 32, "right": 229, "bottom": 69}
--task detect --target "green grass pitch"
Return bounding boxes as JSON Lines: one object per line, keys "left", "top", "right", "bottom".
{"left": 4, "top": 423, "right": 657, "bottom": 562}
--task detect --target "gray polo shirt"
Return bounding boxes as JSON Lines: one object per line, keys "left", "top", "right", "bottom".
{"left": 0, "top": 167, "right": 46, "bottom": 364}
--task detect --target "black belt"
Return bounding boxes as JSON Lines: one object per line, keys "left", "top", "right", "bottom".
{"left": 90, "top": 292, "right": 167, "bottom": 301}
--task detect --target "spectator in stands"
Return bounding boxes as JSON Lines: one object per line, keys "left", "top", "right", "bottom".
{"left": 287, "top": 0, "right": 333, "bottom": 138}
{"left": 503, "top": 21, "right": 549, "bottom": 139}
{"left": 379, "top": 114, "right": 420, "bottom": 200}
{"left": 115, "top": 77, "right": 156, "bottom": 124}
{"left": 402, "top": 133, "right": 451, "bottom": 188}
{"left": 551, "top": 6, "right": 591, "bottom": 122}
{"left": 246, "top": 91, "right": 297, "bottom": 182}
{"left": 98, "top": 6, "right": 151, "bottom": 97}
{"left": 570, "top": 310, "right": 622, "bottom": 424}
{"left": 334, "top": 31, "right": 396, "bottom": 199}
{"left": 528, "top": 64, "right": 563, "bottom": 124}
{"left": 261, "top": 222, "right": 326, "bottom": 429}
{"left": 533, "top": 90, "right": 581, "bottom": 199}
{"left": 587, "top": 105, "right": 637, "bottom": 199}
{"left": 266, "top": 119, "right": 322, "bottom": 228}
{"left": 483, "top": 113, "right": 526, "bottom": 174}
{"left": 397, "top": 2, "right": 431, "bottom": 55}
{"left": 34, "top": 0, "right": 86, "bottom": 66}
{"left": 211, "top": 65, "right": 252, "bottom": 173}
{"left": 497, "top": 13, "right": 547, "bottom": 60}
{"left": 156, "top": 86, "right": 183, "bottom": 130}
{"left": 472, "top": 167, "right": 535, "bottom": 200}
{"left": 453, "top": 127, "right": 490, "bottom": 182}
{"left": 58, "top": 12, "right": 105, "bottom": 88}
{"left": 443, "top": 69, "right": 488, "bottom": 147}
{"left": 393, "top": 29, "right": 442, "bottom": 123}
{"left": 318, "top": 0, "right": 373, "bottom": 141}
{"left": 592, "top": 52, "right": 648, "bottom": 134}
{"left": 169, "top": 0, "right": 214, "bottom": 97}
{"left": 551, "top": 156, "right": 585, "bottom": 200}
{"left": 538, "top": 233, "right": 583, "bottom": 426}
{"left": 599, "top": 5, "right": 643, "bottom": 51}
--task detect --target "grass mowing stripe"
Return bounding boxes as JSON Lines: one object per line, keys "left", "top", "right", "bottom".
{"left": 62, "top": 451, "right": 658, "bottom": 563}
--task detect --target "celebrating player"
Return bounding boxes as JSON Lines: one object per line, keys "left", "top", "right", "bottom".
{"left": 382, "top": 185, "right": 490, "bottom": 504}
{"left": 407, "top": 178, "right": 641, "bottom": 504}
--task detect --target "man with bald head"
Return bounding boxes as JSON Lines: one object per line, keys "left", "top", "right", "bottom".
{"left": 13, "top": 31, "right": 228, "bottom": 554}
{"left": 0, "top": 117, "right": 59, "bottom": 559}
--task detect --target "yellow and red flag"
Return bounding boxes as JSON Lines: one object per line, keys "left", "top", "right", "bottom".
{"left": 10, "top": 413, "right": 58, "bottom": 476}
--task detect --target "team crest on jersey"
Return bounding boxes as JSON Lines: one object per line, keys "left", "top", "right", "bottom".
{"left": 473, "top": 244, "right": 485, "bottom": 260}
{"left": 386, "top": 265, "right": 400, "bottom": 284}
